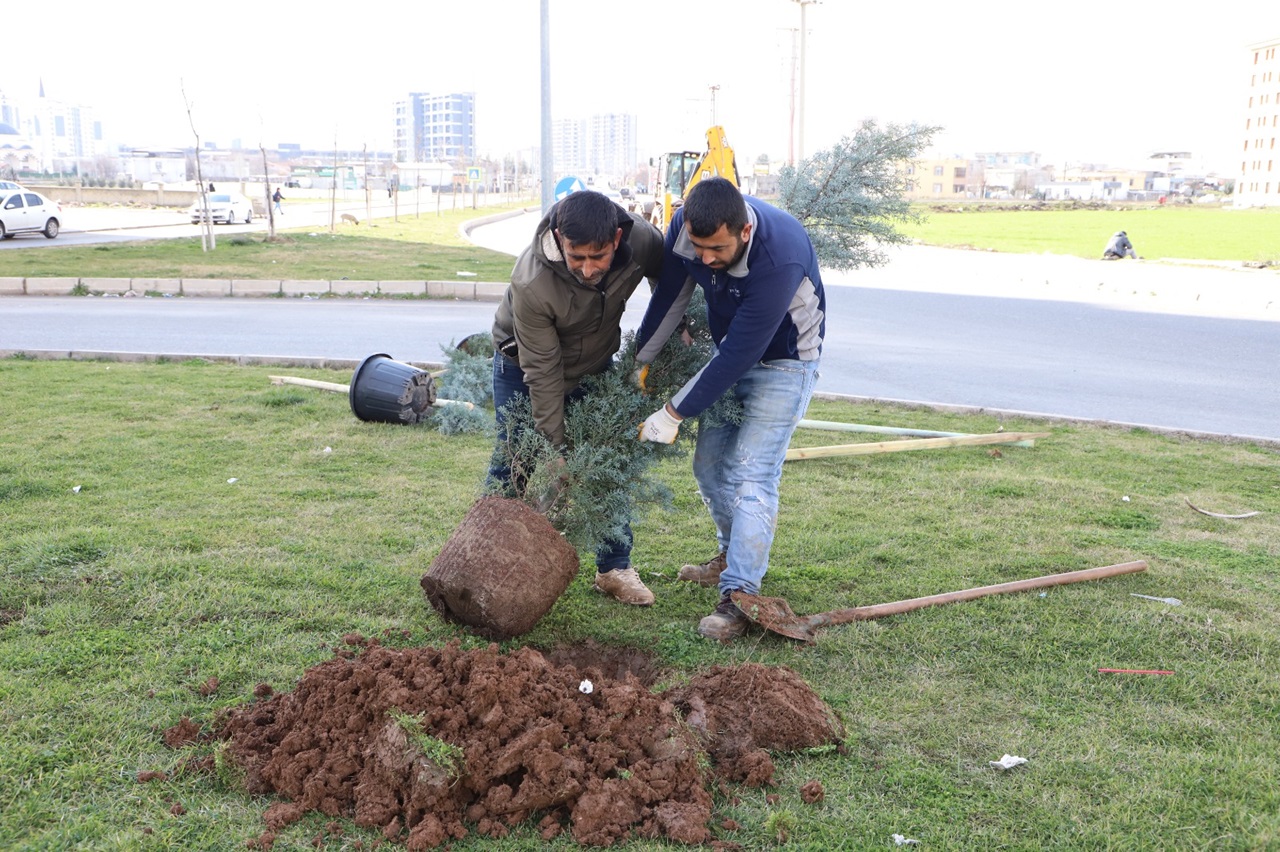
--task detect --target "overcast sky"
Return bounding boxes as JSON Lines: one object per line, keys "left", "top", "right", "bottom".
{"left": 11, "top": 1, "right": 1276, "bottom": 173}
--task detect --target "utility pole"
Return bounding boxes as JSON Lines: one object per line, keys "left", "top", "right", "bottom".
{"left": 792, "top": 0, "right": 819, "bottom": 162}
{"left": 539, "top": 0, "right": 554, "bottom": 213}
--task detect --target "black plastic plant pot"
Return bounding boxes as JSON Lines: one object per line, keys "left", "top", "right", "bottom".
{"left": 349, "top": 353, "right": 437, "bottom": 424}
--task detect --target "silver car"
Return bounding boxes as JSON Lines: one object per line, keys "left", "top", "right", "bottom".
{"left": 189, "top": 192, "right": 254, "bottom": 225}
{"left": 0, "top": 189, "right": 61, "bottom": 239}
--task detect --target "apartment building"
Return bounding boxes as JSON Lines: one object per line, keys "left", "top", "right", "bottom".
{"left": 0, "top": 83, "right": 105, "bottom": 173}
{"left": 1235, "top": 36, "right": 1279, "bottom": 207}
{"left": 552, "top": 113, "right": 638, "bottom": 183}
{"left": 393, "top": 92, "right": 476, "bottom": 164}
{"left": 901, "top": 156, "right": 982, "bottom": 200}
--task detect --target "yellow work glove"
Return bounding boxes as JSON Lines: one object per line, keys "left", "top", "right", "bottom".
{"left": 632, "top": 364, "right": 650, "bottom": 393}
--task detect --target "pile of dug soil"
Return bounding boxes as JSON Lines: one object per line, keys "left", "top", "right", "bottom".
{"left": 183, "top": 637, "right": 843, "bottom": 849}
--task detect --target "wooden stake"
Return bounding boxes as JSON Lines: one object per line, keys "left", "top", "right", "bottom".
{"left": 269, "top": 375, "right": 474, "bottom": 409}
{"left": 785, "top": 431, "right": 1051, "bottom": 461}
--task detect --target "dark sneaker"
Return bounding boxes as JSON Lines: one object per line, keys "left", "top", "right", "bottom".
{"left": 593, "top": 567, "right": 655, "bottom": 606}
{"left": 677, "top": 552, "right": 727, "bottom": 587}
{"left": 698, "top": 593, "right": 751, "bottom": 640}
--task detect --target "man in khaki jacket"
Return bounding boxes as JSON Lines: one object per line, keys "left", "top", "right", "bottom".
{"left": 489, "top": 189, "right": 664, "bottom": 605}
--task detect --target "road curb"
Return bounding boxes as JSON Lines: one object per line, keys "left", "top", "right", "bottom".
{"left": 0, "top": 277, "right": 508, "bottom": 300}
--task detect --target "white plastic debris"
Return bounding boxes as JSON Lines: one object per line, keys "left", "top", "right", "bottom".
{"left": 1131, "top": 593, "right": 1182, "bottom": 606}
{"left": 1122, "top": 495, "right": 1130, "bottom": 502}
{"left": 322, "top": 447, "right": 333, "bottom": 454}
{"left": 892, "top": 834, "right": 921, "bottom": 846}
{"left": 989, "top": 754, "right": 1028, "bottom": 770}
{"left": 456, "top": 271, "right": 477, "bottom": 277}
{"left": 227, "top": 478, "right": 238, "bottom": 484}
{"left": 578, "top": 679, "right": 594, "bottom": 694}
{"left": 71, "top": 485, "right": 82, "bottom": 493}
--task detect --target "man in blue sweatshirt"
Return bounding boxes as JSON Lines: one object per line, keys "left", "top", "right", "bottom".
{"left": 635, "top": 177, "right": 826, "bottom": 640}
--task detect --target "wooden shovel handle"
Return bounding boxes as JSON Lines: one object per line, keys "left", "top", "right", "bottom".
{"left": 816, "top": 560, "right": 1148, "bottom": 626}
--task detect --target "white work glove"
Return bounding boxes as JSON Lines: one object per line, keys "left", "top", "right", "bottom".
{"left": 638, "top": 405, "right": 682, "bottom": 444}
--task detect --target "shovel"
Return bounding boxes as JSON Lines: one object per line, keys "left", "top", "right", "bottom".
{"left": 731, "top": 560, "right": 1148, "bottom": 643}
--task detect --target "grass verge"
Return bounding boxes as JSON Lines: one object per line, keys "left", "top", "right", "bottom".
{"left": 3, "top": 202, "right": 1277, "bottom": 287}
{"left": 898, "top": 204, "right": 1280, "bottom": 264}
{"left": 0, "top": 204, "right": 522, "bottom": 283}
{"left": 1, "top": 358, "right": 1278, "bottom": 850}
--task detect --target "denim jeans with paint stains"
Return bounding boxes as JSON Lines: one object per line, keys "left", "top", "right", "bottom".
{"left": 692, "top": 357, "right": 820, "bottom": 596}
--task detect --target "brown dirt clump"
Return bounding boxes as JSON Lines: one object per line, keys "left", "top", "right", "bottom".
{"left": 184, "top": 640, "right": 842, "bottom": 848}
{"left": 800, "top": 780, "right": 825, "bottom": 803}
{"left": 664, "top": 663, "right": 845, "bottom": 786}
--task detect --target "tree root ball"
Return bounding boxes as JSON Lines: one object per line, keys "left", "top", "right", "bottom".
{"left": 421, "top": 496, "right": 579, "bottom": 639}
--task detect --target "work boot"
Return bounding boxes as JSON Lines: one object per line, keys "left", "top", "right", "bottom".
{"left": 593, "top": 567, "right": 655, "bottom": 606}
{"left": 677, "top": 552, "right": 727, "bottom": 587}
{"left": 698, "top": 592, "right": 751, "bottom": 641}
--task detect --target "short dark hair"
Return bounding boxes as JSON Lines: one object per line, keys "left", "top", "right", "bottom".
{"left": 553, "top": 190, "right": 621, "bottom": 246}
{"left": 682, "top": 177, "right": 748, "bottom": 238}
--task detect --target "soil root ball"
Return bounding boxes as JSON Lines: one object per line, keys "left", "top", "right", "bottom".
{"left": 421, "top": 496, "right": 579, "bottom": 639}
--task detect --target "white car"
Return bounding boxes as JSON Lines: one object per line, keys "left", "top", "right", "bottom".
{"left": 189, "top": 192, "right": 253, "bottom": 225}
{"left": 0, "top": 189, "right": 61, "bottom": 239}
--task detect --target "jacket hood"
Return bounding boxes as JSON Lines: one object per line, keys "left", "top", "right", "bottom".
{"left": 529, "top": 199, "right": 636, "bottom": 286}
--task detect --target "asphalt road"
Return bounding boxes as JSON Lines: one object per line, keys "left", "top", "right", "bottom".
{"left": 2, "top": 207, "right": 1277, "bottom": 442}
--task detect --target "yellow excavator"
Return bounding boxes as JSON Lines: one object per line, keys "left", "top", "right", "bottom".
{"left": 647, "top": 125, "right": 740, "bottom": 232}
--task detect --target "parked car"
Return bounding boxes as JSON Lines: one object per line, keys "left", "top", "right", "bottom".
{"left": 0, "top": 180, "right": 25, "bottom": 191}
{"left": 0, "top": 189, "right": 61, "bottom": 239}
{"left": 188, "top": 192, "right": 254, "bottom": 225}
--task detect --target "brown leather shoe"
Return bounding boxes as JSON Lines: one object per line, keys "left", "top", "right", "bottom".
{"left": 593, "top": 567, "right": 655, "bottom": 606}
{"left": 676, "top": 552, "right": 727, "bottom": 587}
{"left": 698, "top": 593, "right": 751, "bottom": 640}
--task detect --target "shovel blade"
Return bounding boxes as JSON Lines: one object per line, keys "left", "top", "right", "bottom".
{"left": 731, "top": 591, "right": 822, "bottom": 643}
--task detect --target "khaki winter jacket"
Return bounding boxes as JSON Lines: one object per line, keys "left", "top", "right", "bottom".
{"left": 492, "top": 202, "right": 664, "bottom": 446}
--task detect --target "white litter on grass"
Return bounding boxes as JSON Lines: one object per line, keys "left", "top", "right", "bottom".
{"left": 989, "top": 754, "right": 1028, "bottom": 770}
{"left": 456, "top": 271, "right": 477, "bottom": 277}
{"left": 1122, "top": 496, "right": 1131, "bottom": 502}
{"left": 71, "top": 485, "right": 82, "bottom": 493}
{"left": 323, "top": 447, "right": 333, "bottom": 453}
{"left": 1131, "top": 593, "right": 1182, "bottom": 606}
{"left": 227, "top": 478, "right": 238, "bottom": 484}
{"left": 892, "top": 834, "right": 921, "bottom": 845}
{"left": 578, "top": 679, "right": 594, "bottom": 694}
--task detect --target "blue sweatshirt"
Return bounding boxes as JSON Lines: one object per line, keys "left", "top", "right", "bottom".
{"left": 635, "top": 196, "right": 825, "bottom": 418}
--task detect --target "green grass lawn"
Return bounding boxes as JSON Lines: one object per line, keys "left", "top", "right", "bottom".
{"left": 2, "top": 357, "right": 1278, "bottom": 850}
{"left": 0, "top": 204, "right": 522, "bottom": 283}
{"left": 2, "top": 201, "right": 1276, "bottom": 286}
{"left": 897, "top": 203, "right": 1280, "bottom": 263}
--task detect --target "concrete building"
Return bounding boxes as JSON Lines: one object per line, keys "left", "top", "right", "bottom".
{"left": 0, "top": 82, "right": 105, "bottom": 174}
{"left": 901, "top": 156, "right": 982, "bottom": 200}
{"left": 552, "top": 113, "right": 638, "bottom": 185}
{"left": 393, "top": 92, "right": 476, "bottom": 164}
{"left": 1235, "top": 35, "right": 1280, "bottom": 207}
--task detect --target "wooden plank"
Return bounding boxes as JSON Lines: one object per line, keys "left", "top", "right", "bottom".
{"left": 785, "top": 431, "right": 1051, "bottom": 461}
{"left": 269, "top": 374, "right": 475, "bottom": 410}
{"left": 797, "top": 418, "right": 1037, "bottom": 447}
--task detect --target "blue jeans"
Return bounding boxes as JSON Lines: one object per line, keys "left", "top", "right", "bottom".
{"left": 692, "top": 358, "right": 820, "bottom": 596}
{"left": 488, "top": 352, "right": 633, "bottom": 572}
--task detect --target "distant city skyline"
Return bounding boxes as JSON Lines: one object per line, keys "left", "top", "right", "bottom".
{"left": 7, "top": 1, "right": 1276, "bottom": 175}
